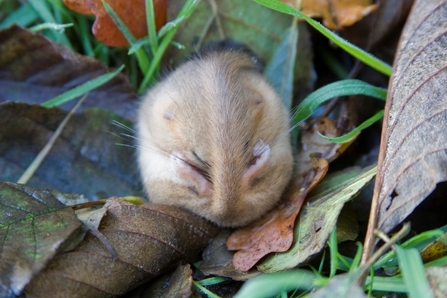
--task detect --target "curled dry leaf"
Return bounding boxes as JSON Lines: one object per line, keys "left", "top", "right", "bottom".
{"left": 63, "top": 0, "right": 167, "bottom": 47}
{"left": 0, "top": 182, "right": 82, "bottom": 297}
{"left": 227, "top": 158, "right": 329, "bottom": 272}
{"left": 364, "top": 0, "right": 447, "bottom": 258}
{"left": 24, "top": 199, "right": 220, "bottom": 297}
{"left": 281, "top": 0, "right": 377, "bottom": 30}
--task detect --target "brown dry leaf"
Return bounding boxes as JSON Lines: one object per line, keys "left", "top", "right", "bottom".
{"left": 226, "top": 158, "right": 329, "bottom": 272}
{"left": 127, "top": 264, "right": 193, "bottom": 298}
{"left": 24, "top": 199, "right": 220, "bottom": 297}
{"left": 0, "top": 25, "right": 138, "bottom": 120}
{"left": 0, "top": 182, "right": 82, "bottom": 297}
{"left": 63, "top": 0, "right": 167, "bottom": 47}
{"left": 281, "top": 0, "right": 377, "bottom": 29}
{"left": 363, "top": 0, "right": 447, "bottom": 260}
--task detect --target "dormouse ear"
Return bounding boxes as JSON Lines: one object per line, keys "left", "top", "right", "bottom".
{"left": 189, "top": 39, "right": 265, "bottom": 73}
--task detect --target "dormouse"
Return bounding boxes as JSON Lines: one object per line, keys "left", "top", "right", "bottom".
{"left": 137, "top": 41, "right": 293, "bottom": 227}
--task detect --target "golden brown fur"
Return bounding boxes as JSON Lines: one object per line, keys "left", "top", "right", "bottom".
{"left": 137, "top": 49, "right": 293, "bottom": 227}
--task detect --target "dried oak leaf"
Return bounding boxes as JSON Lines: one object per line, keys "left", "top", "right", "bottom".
{"left": 369, "top": 0, "right": 447, "bottom": 236}
{"left": 63, "top": 0, "right": 167, "bottom": 47}
{"left": 0, "top": 182, "right": 82, "bottom": 297}
{"left": 281, "top": 0, "right": 377, "bottom": 30}
{"left": 0, "top": 25, "right": 137, "bottom": 120}
{"left": 25, "top": 199, "right": 220, "bottom": 297}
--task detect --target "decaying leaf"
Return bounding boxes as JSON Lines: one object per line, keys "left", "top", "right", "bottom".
{"left": 24, "top": 199, "right": 220, "bottom": 297}
{"left": 0, "top": 182, "right": 82, "bottom": 297}
{"left": 227, "top": 158, "right": 329, "bottom": 272}
{"left": 128, "top": 264, "right": 193, "bottom": 298}
{"left": 421, "top": 233, "right": 447, "bottom": 263}
{"left": 200, "top": 230, "right": 261, "bottom": 281}
{"left": 0, "top": 102, "right": 140, "bottom": 199}
{"left": 365, "top": 0, "right": 447, "bottom": 245}
{"left": 0, "top": 25, "right": 137, "bottom": 120}
{"left": 281, "top": 0, "right": 377, "bottom": 30}
{"left": 63, "top": 0, "right": 167, "bottom": 47}
{"left": 258, "top": 165, "right": 376, "bottom": 272}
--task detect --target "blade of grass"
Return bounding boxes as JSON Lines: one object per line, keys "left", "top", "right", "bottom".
{"left": 253, "top": 0, "right": 392, "bottom": 76}
{"left": 138, "top": 0, "right": 198, "bottom": 93}
{"left": 365, "top": 276, "right": 406, "bottom": 293}
{"left": 196, "top": 277, "right": 228, "bottom": 286}
{"left": 0, "top": 3, "right": 39, "bottom": 28}
{"left": 101, "top": 0, "right": 150, "bottom": 73}
{"left": 395, "top": 245, "right": 433, "bottom": 298}
{"left": 234, "top": 270, "right": 319, "bottom": 298}
{"left": 193, "top": 281, "right": 221, "bottom": 298}
{"left": 328, "top": 228, "right": 338, "bottom": 278}
{"left": 146, "top": 0, "right": 158, "bottom": 55}
{"left": 319, "top": 110, "right": 384, "bottom": 143}
{"left": 42, "top": 65, "right": 125, "bottom": 107}
{"left": 292, "top": 79, "right": 387, "bottom": 126}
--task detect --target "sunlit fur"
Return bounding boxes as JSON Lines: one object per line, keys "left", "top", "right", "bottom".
{"left": 137, "top": 50, "right": 293, "bottom": 227}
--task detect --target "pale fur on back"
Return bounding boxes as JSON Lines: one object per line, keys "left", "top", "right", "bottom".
{"left": 137, "top": 49, "right": 293, "bottom": 227}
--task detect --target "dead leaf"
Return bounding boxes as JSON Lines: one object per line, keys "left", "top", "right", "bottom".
{"left": 0, "top": 182, "right": 82, "bottom": 297}
{"left": 24, "top": 199, "right": 220, "bottom": 297}
{"left": 421, "top": 233, "right": 447, "bottom": 263}
{"left": 0, "top": 102, "right": 140, "bottom": 199}
{"left": 363, "top": 0, "right": 447, "bottom": 263}
{"left": 258, "top": 165, "right": 376, "bottom": 272}
{"left": 281, "top": 0, "right": 377, "bottom": 30}
{"left": 0, "top": 25, "right": 138, "bottom": 120}
{"left": 63, "top": 0, "right": 167, "bottom": 47}
{"left": 127, "top": 264, "right": 193, "bottom": 298}
{"left": 200, "top": 231, "right": 261, "bottom": 281}
{"left": 227, "top": 158, "right": 329, "bottom": 272}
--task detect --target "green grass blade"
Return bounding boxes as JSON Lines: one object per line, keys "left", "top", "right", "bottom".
{"left": 138, "top": 0, "right": 198, "bottom": 93}
{"left": 146, "top": 0, "right": 159, "bottom": 55}
{"left": 196, "top": 277, "right": 228, "bottom": 286}
{"left": 292, "top": 79, "right": 387, "bottom": 126}
{"left": 395, "top": 245, "right": 434, "bottom": 298}
{"left": 365, "top": 276, "right": 406, "bottom": 292}
{"left": 253, "top": 0, "right": 392, "bottom": 76}
{"left": 350, "top": 242, "right": 363, "bottom": 273}
{"left": 101, "top": 0, "right": 150, "bottom": 73}
{"left": 234, "top": 270, "right": 319, "bottom": 298}
{"left": 193, "top": 281, "right": 221, "bottom": 298}
{"left": 328, "top": 228, "right": 338, "bottom": 278}
{"left": 0, "top": 3, "right": 39, "bottom": 28}
{"left": 319, "top": 110, "right": 384, "bottom": 143}
{"left": 42, "top": 65, "right": 125, "bottom": 107}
